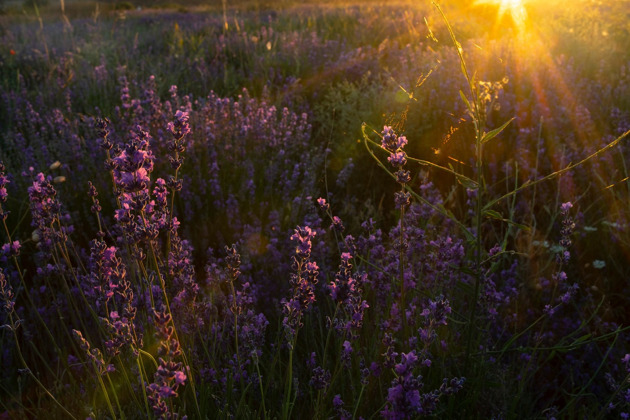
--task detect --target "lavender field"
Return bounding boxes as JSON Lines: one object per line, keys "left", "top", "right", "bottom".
{"left": 1, "top": 0, "right": 630, "bottom": 418}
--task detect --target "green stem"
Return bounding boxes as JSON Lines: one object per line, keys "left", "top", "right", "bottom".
{"left": 9, "top": 314, "right": 78, "bottom": 420}
{"left": 399, "top": 195, "right": 408, "bottom": 344}
{"left": 228, "top": 275, "right": 240, "bottom": 363}
{"left": 314, "top": 303, "right": 341, "bottom": 415}
{"left": 93, "top": 361, "right": 117, "bottom": 420}
{"left": 137, "top": 361, "right": 151, "bottom": 416}
{"left": 484, "top": 129, "right": 630, "bottom": 211}
{"left": 352, "top": 384, "right": 366, "bottom": 419}
{"left": 106, "top": 373, "right": 124, "bottom": 419}
{"left": 432, "top": 1, "right": 486, "bottom": 372}
{"left": 1, "top": 216, "right": 67, "bottom": 358}
{"left": 254, "top": 354, "right": 268, "bottom": 420}
{"left": 464, "top": 136, "right": 483, "bottom": 372}
{"left": 282, "top": 346, "right": 294, "bottom": 420}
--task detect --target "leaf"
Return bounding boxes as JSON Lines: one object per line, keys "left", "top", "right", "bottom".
{"left": 570, "top": 334, "right": 592, "bottom": 346}
{"left": 484, "top": 209, "right": 503, "bottom": 219}
{"left": 456, "top": 175, "right": 478, "bottom": 190}
{"left": 446, "top": 163, "right": 478, "bottom": 189}
{"left": 481, "top": 118, "right": 515, "bottom": 144}
{"left": 459, "top": 90, "right": 472, "bottom": 112}
{"left": 483, "top": 209, "right": 531, "bottom": 232}
{"left": 408, "top": 157, "right": 478, "bottom": 189}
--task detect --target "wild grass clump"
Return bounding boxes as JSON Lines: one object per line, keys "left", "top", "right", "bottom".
{"left": 1, "top": 0, "right": 630, "bottom": 418}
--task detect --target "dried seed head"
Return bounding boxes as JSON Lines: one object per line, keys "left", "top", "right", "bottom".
{"left": 49, "top": 161, "right": 61, "bottom": 170}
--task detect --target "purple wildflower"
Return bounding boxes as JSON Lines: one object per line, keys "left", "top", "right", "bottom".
{"left": 341, "top": 340, "right": 353, "bottom": 367}
{"left": 317, "top": 197, "right": 329, "bottom": 211}
{"left": 382, "top": 333, "right": 399, "bottom": 369}
{"left": 147, "top": 306, "right": 187, "bottom": 418}
{"left": 331, "top": 216, "right": 345, "bottom": 232}
{"left": 381, "top": 126, "right": 412, "bottom": 212}
{"left": 28, "top": 172, "right": 71, "bottom": 251}
{"left": 88, "top": 182, "right": 102, "bottom": 215}
{"left": 170, "top": 235, "right": 204, "bottom": 335}
{"left": 382, "top": 351, "right": 464, "bottom": 419}
{"left": 290, "top": 225, "right": 316, "bottom": 259}
{"left": 419, "top": 296, "right": 452, "bottom": 346}
{"left": 167, "top": 110, "right": 191, "bottom": 141}
{"left": 101, "top": 276, "right": 140, "bottom": 357}
{"left": 557, "top": 202, "right": 575, "bottom": 264}
{"left": 166, "top": 110, "right": 191, "bottom": 172}
{"left": 551, "top": 202, "right": 578, "bottom": 307}
{"left": 328, "top": 252, "right": 369, "bottom": 339}
{"left": 309, "top": 366, "right": 331, "bottom": 390}
{"left": 388, "top": 151, "right": 408, "bottom": 168}
{"left": 1, "top": 241, "right": 20, "bottom": 258}
{"left": 112, "top": 127, "right": 154, "bottom": 194}
{"left": 394, "top": 191, "right": 411, "bottom": 210}
{"left": 396, "top": 169, "right": 411, "bottom": 184}
{"left": 150, "top": 178, "right": 171, "bottom": 231}
{"left": 96, "top": 118, "right": 113, "bottom": 151}
{"left": 381, "top": 126, "right": 408, "bottom": 153}
{"left": 332, "top": 394, "right": 352, "bottom": 420}
{"left": 72, "top": 329, "right": 111, "bottom": 376}
{"left": 283, "top": 225, "right": 319, "bottom": 346}
{"left": 381, "top": 351, "right": 423, "bottom": 419}
{"left": 0, "top": 162, "right": 8, "bottom": 206}
{"left": 0, "top": 268, "right": 15, "bottom": 315}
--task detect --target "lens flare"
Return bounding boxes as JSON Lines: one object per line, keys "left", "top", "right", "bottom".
{"left": 476, "top": 0, "right": 528, "bottom": 29}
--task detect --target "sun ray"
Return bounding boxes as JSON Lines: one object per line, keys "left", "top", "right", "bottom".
{"left": 474, "top": 0, "right": 528, "bottom": 31}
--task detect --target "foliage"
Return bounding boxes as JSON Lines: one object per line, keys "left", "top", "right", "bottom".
{"left": 1, "top": 0, "right": 630, "bottom": 418}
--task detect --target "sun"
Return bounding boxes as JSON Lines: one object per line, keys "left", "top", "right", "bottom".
{"left": 475, "top": 0, "right": 528, "bottom": 29}
{"left": 498, "top": 0, "right": 527, "bottom": 22}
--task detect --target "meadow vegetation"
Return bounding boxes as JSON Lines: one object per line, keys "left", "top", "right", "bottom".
{"left": 1, "top": 0, "right": 630, "bottom": 418}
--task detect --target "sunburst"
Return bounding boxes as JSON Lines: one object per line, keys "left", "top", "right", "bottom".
{"left": 475, "top": 0, "right": 528, "bottom": 29}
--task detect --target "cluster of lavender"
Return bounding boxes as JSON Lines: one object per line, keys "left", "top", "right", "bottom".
{"left": 199, "top": 244, "right": 268, "bottom": 398}
{"left": 72, "top": 329, "right": 112, "bottom": 376}
{"left": 0, "top": 267, "right": 15, "bottom": 322}
{"left": 3, "top": 3, "right": 629, "bottom": 257}
{"left": 0, "top": 97, "right": 625, "bottom": 420}
{"left": 327, "top": 252, "right": 369, "bottom": 339}
{"left": 282, "top": 226, "right": 319, "bottom": 347}
{"left": 96, "top": 247, "right": 141, "bottom": 358}
{"left": 552, "top": 202, "right": 579, "bottom": 307}
{"left": 28, "top": 172, "right": 73, "bottom": 253}
{"left": 1, "top": 2, "right": 630, "bottom": 418}
{"left": 381, "top": 351, "right": 464, "bottom": 419}
{"left": 381, "top": 126, "right": 410, "bottom": 203}
{"left": 147, "top": 307, "right": 187, "bottom": 419}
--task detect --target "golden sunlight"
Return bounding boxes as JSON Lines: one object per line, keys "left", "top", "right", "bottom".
{"left": 475, "top": 0, "right": 528, "bottom": 29}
